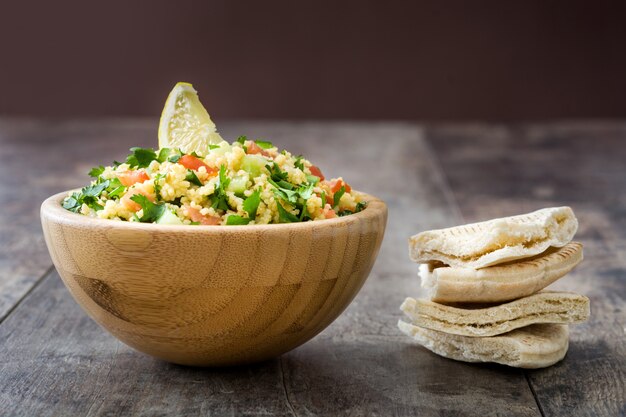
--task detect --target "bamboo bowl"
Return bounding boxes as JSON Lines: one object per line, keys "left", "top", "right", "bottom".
{"left": 41, "top": 191, "right": 387, "bottom": 366}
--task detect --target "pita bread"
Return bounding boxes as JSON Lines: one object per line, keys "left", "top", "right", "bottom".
{"left": 401, "top": 291, "right": 589, "bottom": 337}
{"left": 398, "top": 321, "right": 569, "bottom": 368}
{"left": 409, "top": 207, "right": 578, "bottom": 269}
{"left": 419, "top": 242, "right": 583, "bottom": 303}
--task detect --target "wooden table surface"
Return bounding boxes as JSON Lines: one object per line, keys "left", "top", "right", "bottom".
{"left": 0, "top": 119, "right": 624, "bottom": 416}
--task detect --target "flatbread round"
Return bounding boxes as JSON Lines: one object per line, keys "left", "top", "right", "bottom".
{"left": 398, "top": 322, "right": 569, "bottom": 369}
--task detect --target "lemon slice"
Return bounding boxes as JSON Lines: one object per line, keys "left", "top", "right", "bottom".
{"left": 158, "top": 82, "right": 224, "bottom": 154}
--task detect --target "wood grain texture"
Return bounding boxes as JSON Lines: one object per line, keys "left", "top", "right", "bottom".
{"left": 0, "top": 121, "right": 545, "bottom": 416}
{"left": 0, "top": 269, "right": 299, "bottom": 417}
{"left": 429, "top": 122, "right": 626, "bottom": 417}
{"left": 41, "top": 191, "right": 387, "bottom": 366}
{"left": 0, "top": 119, "right": 156, "bottom": 322}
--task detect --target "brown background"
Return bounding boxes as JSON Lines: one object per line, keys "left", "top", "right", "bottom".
{"left": 1, "top": 0, "right": 625, "bottom": 121}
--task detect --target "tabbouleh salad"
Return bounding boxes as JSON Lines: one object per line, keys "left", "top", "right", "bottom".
{"left": 62, "top": 137, "right": 366, "bottom": 225}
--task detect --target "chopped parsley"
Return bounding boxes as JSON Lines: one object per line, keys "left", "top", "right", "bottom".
{"left": 226, "top": 189, "right": 262, "bottom": 226}
{"left": 211, "top": 165, "right": 231, "bottom": 211}
{"left": 88, "top": 165, "right": 105, "bottom": 178}
{"left": 294, "top": 156, "right": 304, "bottom": 171}
{"left": 226, "top": 215, "right": 251, "bottom": 225}
{"left": 130, "top": 194, "right": 166, "bottom": 223}
{"left": 243, "top": 189, "right": 261, "bottom": 218}
{"left": 276, "top": 201, "right": 300, "bottom": 223}
{"left": 126, "top": 147, "right": 158, "bottom": 168}
{"left": 106, "top": 177, "right": 126, "bottom": 199}
{"left": 265, "top": 163, "right": 319, "bottom": 222}
{"left": 266, "top": 162, "right": 294, "bottom": 190}
{"left": 333, "top": 186, "right": 346, "bottom": 208}
{"left": 153, "top": 173, "right": 166, "bottom": 201}
{"left": 88, "top": 171, "right": 126, "bottom": 201}
{"left": 157, "top": 147, "right": 182, "bottom": 163}
{"left": 185, "top": 170, "right": 203, "bottom": 186}
{"left": 62, "top": 182, "right": 109, "bottom": 213}
{"left": 255, "top": 140, "right": 273, "bottom": 149}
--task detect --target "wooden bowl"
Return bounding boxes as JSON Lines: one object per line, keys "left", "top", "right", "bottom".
{"left": 41, "top": 191, "right": 387, "bottom": 366}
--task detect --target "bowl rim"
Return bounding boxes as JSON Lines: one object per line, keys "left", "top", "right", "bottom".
{"left": 41, "top": 190, "right": 387, "bottom": 233}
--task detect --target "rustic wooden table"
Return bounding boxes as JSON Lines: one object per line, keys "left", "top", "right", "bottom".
{"left": 0, "top": 120, "right": 624, "bottom": 416}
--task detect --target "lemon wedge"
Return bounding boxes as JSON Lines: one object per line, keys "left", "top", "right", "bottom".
{"left": 158, "top": 82, "right": 224, "bottom": 154}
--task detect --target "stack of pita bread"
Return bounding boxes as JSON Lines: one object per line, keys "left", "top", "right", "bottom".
{"left": 398, "top": 207, "right": 590, "bottom": 368}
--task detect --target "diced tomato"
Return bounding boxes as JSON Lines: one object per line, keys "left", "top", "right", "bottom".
{"left": 117, "top": 170, "right": 150, "bottom": 187}
{"left": 322, "top": 203, "right": 337, "bottom": 219}
{"left": 121, "top": 187, "right": 155, "bottom": 212}
{"left": 178, "top": 155, "right": 218, "bottom": 176}
{"left": 246, "top": 141, "right": 271, "bottom": 157}
{"left": 309, "top": 165, "right": 325, "bottom": 181}
{"left": 329, "top": 178, "right": 351, "bottom": 194}
{"left": 186, "top": 206, "right": 221, "bottom": 225}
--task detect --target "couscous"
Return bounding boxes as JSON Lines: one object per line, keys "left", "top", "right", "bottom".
{"left": 62, "top": 137, "right": 366, "bottom": 225}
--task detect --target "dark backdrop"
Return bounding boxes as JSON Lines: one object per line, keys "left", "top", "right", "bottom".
{"left": 1, "top": 1, "right": 625, "bottom": 121}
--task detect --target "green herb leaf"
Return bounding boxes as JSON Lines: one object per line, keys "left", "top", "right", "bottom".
{"left": 208, "top": 144, "right": 220, "bottom": 150}
{"left": 243, "top": 189, "right": 261, "bottom": 219}
{"left": 62, "top": 196, "right": 80, "bottom": 212}
{"left": 108, "top": 186, "right": 125, "bottom": 199}
{"left": 226, "top": 215, "right": 252, "bottom": 225}
{"left": 299, "top": 204, "right": 309, "bottom": 221}
{"left": 266, "top": 162, "right": 289, "bottom": 182}
{"left": 294, "top": 156, "right": 304, "bottom": 171}
{"left": 153, "top": 173, "right": 166, "bottom": 200}
{"left": 126, "top": 147, "right": 157, "bottom": 168}
{"left": 271, "top": 185, "right": 298, "bottom": 205}
{"left": 297, "top": 182, "right": 315, "bottom": 200}
{"left": 267, "top": 177, "right": 294, "bottom": 192}
{"left": 62, "top": 181, "right": 109, "bottom": 213}
{"left": 104, "top": 177, "right": 126, "bottom": 199}
{"left": 88, "top": 165, "right": 105, "bottom": 178}
{"left": 236, "top": 135, "right": 247, "bottom": 144}
{"left": 157, "top": 147, "right": 182, "bottom": 163}
{"left": 255, "top": 140, "right": 273, "bottom": 149}
{"left": 157, "top": 148, "right": 169, "bottom": 163}
{"left": 83, "top": 182, "right": 108, "bottom": 197}
{"left": 355, "top": 201, "right": 367, "bottom": 212}
{"left": 333, "top": 186, "right": 346, "bottom": 208}
{"left": 276, "top": 202, "right": 300, "bottom": 223}
{"left": 306, "top": 174, "right": 320, "bottom": 185}
{"left": 211, "top": 165, "right": 231, "bottom": 211}
{"left": 185, "top": 170, "right": 203, "bottom": 186}
{"left": 130, "top": 194, "right": 166, "bottom": 223}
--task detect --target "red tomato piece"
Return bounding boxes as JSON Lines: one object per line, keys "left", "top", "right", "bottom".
{"left": 186, "top": 206, "right": 221, "bottom": 225}
{"left": 121, "top": 187, "right": 155, "bottom": 212}
{"left": 118, "top": 170, "right": 150, "bottom": 187}
{"left": 309, "top": 165, "right": 325, "bottom": 181}
{"left": 178, "top": 155, "right": 218, "bottom": 176}
{"left": 322, "top": 203, "right": 337, "bottom": 219}
{"left": 329, "top": 178, "right": 351, "bottom": 194}
{"left": 246, "top": 141, "right": 271, "bottom": 157}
